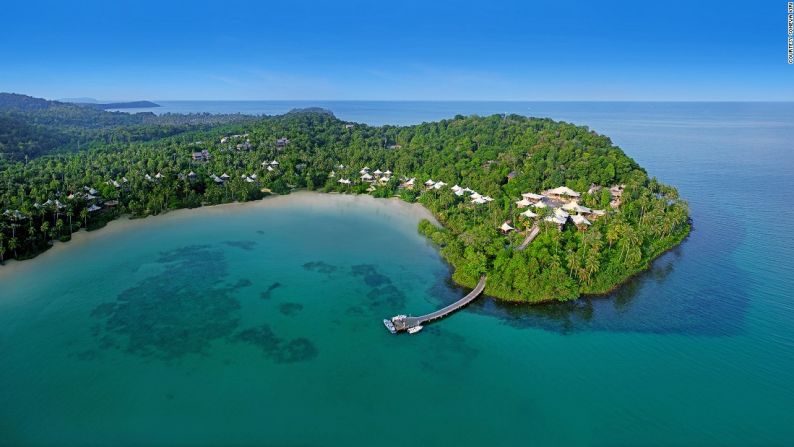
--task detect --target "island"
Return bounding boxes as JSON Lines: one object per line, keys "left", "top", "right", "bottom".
{"left": 83, "top": 100, "right": 161, "bottom": 109}
{"left": 0, "top": 94, "right": 690, "bottom": 303}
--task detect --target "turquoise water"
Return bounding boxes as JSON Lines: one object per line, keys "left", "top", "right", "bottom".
{"left": 3, "top": 102, "right": 794, "bottom": 445}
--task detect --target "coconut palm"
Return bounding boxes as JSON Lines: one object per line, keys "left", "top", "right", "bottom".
{"left": 66, "top": 208, "right": 74, "bottom": 232}
{"left": 9, "top": 237, "right": 18, "bottom": 259}
{"left": 40, "top": 221, "right": 50, "bottom": 243}
{"left": 55, "top": 219, "right": 64, "bottom": 238}
{"left": 80, "top": 208, "right": 89, "bottom": 228}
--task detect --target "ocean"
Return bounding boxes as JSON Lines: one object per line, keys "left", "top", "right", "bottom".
{"left": 2, "top": 101, "right": 793, "bottom": 445}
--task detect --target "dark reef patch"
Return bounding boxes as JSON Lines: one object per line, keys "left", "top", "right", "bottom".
{"left": 89, "top": 245, "right": 242, "bottom": 360}
{"left": 221, "top": 240, "right": 258, "bottom": 251}
{"left": 302, "top": 261, "right": 338, "bottom": 275}
{"left": 418, "top": 327, "right": 478, "bottom": 375}
{"left": 351, "top": 264, "right": 391, "bottom": 287}
{"left": 279, "top": 302, "right": 304, "bottom": 316}
{"left": 232, "top": 324, "right": 318, "bottom": 363}
{"left": 256, "top": 230, "right": 265, "bottom": 235}
{"left": 232, "top": 278, "right": 252, "bottom": 289}
{"left": 365, "top": 284, "right": 406, "bottom": 310}
{"left": 260, "top": 282, "right": 282, "bottom": 300}
{"left": 345, "top": 305, "right": 365, "bottom": 316}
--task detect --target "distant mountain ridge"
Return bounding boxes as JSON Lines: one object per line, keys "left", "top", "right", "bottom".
{"left": 0, "top": 93, "right": 159, "bottom": 111}
{"left": 0, "top": 93, "right": 258, "bottom": 160}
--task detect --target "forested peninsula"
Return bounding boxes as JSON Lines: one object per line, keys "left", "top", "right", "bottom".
{"left": 0, "top": 94, "right": 690, "bottom": 303}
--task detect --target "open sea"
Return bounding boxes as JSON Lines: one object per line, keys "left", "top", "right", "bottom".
{"left": 2, "top": 101, "right": 794, "bottom": 446}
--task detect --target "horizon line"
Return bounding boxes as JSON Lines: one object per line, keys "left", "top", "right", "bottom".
{"left": 49, "top": 97, "right": 794, "bottom": 104}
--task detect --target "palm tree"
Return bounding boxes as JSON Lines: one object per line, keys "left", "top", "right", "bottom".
{"left": 40, "top": 221, "right": 50, "bottom": 243}
{"left": 67, "top": 208, "right": 74, "bottom": 232}
{"left": 9, "top": 237, "right": 18, "bottom": 259}
{"left": 80, "top": 208, "right": 89, "bottom": 228}
{"left": 606, "top": 224, "right": 621, "bottom": 249}
{"left": 566, "top": 249, "right": 578, "bottom": 279}
{"left": 55, "top": 219, "right": 64, "bottom": 239}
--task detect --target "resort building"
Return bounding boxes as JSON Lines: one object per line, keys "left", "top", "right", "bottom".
{"left": 589, "top": 209, "right": 607, "bottom": 219}
{"left": 401, "top": 178, "right": 416, "bottom": 189}
{"left": 544, "top": 208, "right": 570, "bottom": 228}
{"left": 515, "top": 198, "right": 532, "bottom": 208}
{"left": 500, "top": 221, "right": 515, "bottom": 233}
{"left": 276, "top": 137, "right": 290, "bottom": 148}
{"left": 424, "top": 179, "right": 435, "bottom": 187}
{"left": 544, "top": 186, "right": 581, "bottom": 201}
{"left": 192, "top": 149, "right": 211, "bottom": 161}
{"left": 338, "top": 178, "right": 351, "bottom": 184}
{"left": 610, "top": 184, "right": 625, "bottom": 208}
{"left": 520, "top": 209, "right": 538, "bottom": 219}
{"left": 562, "top": 201, "right": 593, "bottom": 215}
{"left": 361, "top": 173, "right": 374, "bottom": 182}
{"left": 571, "top": 214, "right": 592, "bottom": 230}
{"left": 521, "top": 192, "right": 545, "bottom": 202}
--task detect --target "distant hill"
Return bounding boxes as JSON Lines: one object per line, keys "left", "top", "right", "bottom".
{"left": 0, "top": 93, "right": 258, "bottom": 160}
{"left": 286, "top": 107, "right": 335, "bottom": 117}
{"left": 0, "top": 93, "right": 65, "bottom": 111}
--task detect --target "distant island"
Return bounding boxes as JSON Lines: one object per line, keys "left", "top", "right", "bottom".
{"left": 0, "top": 93, "right": 690, "bottom": 303}
{"left": 81, "top": 100, "right": 161, "bottom": 109}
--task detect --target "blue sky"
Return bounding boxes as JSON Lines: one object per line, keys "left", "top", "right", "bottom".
{"left": 0, "top": 0, "right": 790, "bottom": 100}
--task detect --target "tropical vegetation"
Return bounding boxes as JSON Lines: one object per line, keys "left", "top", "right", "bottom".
{"left": 0, "top": 94, "right": 690, "bottom": 303}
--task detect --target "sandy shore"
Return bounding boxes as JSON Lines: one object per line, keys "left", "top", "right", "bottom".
{"left": 0, "top": 191, "right": 440, "bottom": 281}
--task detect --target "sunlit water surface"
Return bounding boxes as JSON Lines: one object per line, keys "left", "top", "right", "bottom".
{"left": 2, "top": 102, "right": 793, "bottom": 446}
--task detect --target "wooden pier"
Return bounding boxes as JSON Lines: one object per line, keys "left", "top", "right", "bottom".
{"left": 387, "top": 276, "right": 487, "bottom": 333}
{"left": 517, "top": 224, "right": 540, "bottom": 251}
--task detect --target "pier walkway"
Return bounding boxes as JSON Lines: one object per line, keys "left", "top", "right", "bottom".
{"left": 517, "top": 224, "right": 540, "bottom": 251}
{"left": 390, "top": 276, "right": 487, "bottom": 332}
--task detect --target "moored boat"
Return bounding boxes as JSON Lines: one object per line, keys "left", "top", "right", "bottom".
{"left": 407, "top": 325, "right": 423, "bottom": 334}
{"left": 383, "top": 319, "right": 397, "bottom": 334}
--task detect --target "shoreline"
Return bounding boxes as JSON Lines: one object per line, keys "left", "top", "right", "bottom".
{"left": 0, "top": 191, "right": 440, "bottom": 281}
{"left": 0, "top": 189, "right": 689, "bottom": 305}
